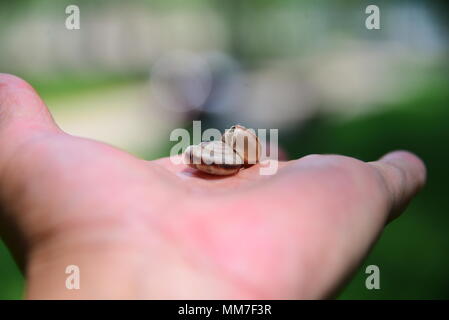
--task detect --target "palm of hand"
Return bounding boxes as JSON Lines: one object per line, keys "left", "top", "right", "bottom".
{"left": 0, "top": 74, "right": 425, "bottom": 299}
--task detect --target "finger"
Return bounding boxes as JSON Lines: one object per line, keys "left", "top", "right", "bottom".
{"left": 231, "top": 152, "right": 425, "bottom": 298}
{"left": 0, "top": 73, "right": 58, "bottom": 131}
{"left": 369, "top": 150, "right": 426, "bottom": 220}
{"left": 0, "top": 74, "right": 60, "bottom": 170}
{"left": 0, "top": 74, "right": 61, "bottom": 259}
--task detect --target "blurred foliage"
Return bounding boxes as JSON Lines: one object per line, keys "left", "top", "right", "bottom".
{"left": 28, "top": 72, "right": 147, "bottom": 107}
{"left": 0, "top": 242, "right": 23, "bottom": 299}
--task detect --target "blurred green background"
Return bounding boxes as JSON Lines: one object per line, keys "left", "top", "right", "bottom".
{"left": 0, "top": 0, "right": 448, "bottom": 299}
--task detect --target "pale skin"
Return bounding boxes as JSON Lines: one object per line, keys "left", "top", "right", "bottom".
{"left": 0, "top": 74, "right": 426, "bottom": 299}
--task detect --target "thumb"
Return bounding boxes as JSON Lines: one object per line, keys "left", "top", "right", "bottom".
{"left": 369, "top": 150, "right": 427, "bottom": 220}
{"left": 0, "top": 73, "right": 60, "bottom": 166}
{"left": 0, "top": 73, "right": 58, "bottom": 132}
{"left": 0, "top": 74, "right": 61, "bottom": 267}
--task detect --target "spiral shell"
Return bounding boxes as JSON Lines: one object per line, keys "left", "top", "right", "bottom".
{"left": 222, "top": 125, "right": 261, "bottom": 165}
{"left": 184, "top": 141, "right": 243, "bottom": 175}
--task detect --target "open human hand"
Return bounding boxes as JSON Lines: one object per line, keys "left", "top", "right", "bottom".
{"left": 0, "top": 74, "right": 426, "bottom": 299}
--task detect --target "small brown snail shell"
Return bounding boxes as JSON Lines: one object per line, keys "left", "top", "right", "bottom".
{"left": 222, "top": 125, "right": 261, "bottom": 166}
{"left": 184, "top": 141, "right": 243, "bottom": 175}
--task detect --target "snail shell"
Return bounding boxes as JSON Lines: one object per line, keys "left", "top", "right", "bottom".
{"left": 222, "top": 125, "right": 261, "bottom": 165}
{"left": 184, "top": 141, "right": 243, "bottom": 175}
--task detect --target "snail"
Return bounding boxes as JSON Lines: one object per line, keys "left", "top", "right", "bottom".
{"left": 183, "top": 125, "right": 261, "bottom": 176}
{"left": 184, "top": 141, "right": 243, "bottom": 175}
{"left": 222, "top": 125, "right": 261, "bottom": 165}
